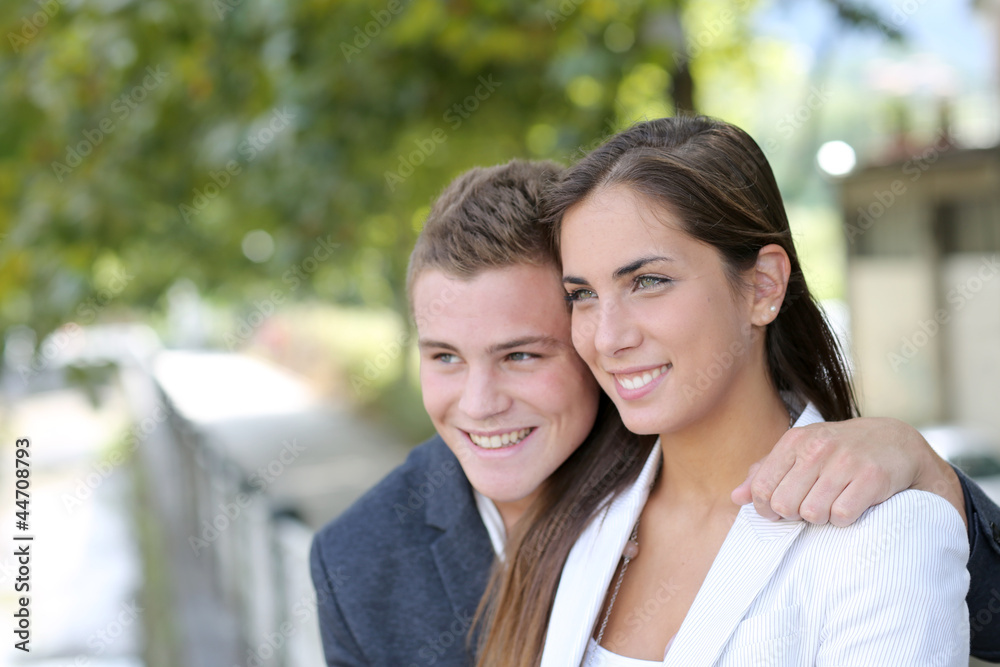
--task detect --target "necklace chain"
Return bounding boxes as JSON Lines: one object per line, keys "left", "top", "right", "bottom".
{"left": 590, "top": 409, "right": 795, "bottom": 659}
{"left": 593, "top": 519, "right": 639, "bottom": 650}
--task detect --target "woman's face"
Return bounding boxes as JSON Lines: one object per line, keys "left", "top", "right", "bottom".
{"left": 559, "top": 186, "right": 765, "bottom": 436}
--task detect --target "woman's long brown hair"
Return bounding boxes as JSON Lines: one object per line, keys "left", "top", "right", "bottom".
{"left": 474, "top": 115, "right": 858, "bottom": 667}
{"left": 472, "top": 392, "right": 654, "bottom": 667}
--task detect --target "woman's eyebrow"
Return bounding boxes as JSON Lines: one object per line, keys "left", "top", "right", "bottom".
{"left": 563, "top": 255, "right": 674, "bottom": 285}
{"left": 612, "top": 255, "right": 673, "bottom": 279}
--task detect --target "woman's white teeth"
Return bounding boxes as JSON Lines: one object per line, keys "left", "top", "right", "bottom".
{"left": 470, "top": 428, "right": 532, "bottom": 449}
{"left": 618, "top": 365, "right": 669, "bottom": 390}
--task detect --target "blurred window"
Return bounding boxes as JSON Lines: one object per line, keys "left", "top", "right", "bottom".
{"left": 940, "top": 199, "right": 1000, "bottom": 253}
{"left": 854, "top": 201, "right": 924, "bottom": 257}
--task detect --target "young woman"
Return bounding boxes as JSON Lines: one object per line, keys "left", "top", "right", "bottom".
{"left": 475, "top": 117, "right": 969, "bottom": 666}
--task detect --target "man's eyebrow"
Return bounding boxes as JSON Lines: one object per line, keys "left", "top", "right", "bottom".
{"left": 613, "top": 255, "right": 673, "bottom": 280}
{"left": 418, "top": 339, "right": 458, "bottom": 351}
{"left": 487, "top": 336, "right": 561, "bottom": 355}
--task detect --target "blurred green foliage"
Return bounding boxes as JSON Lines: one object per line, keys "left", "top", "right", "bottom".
{"left": 0, "top": 0, "right": 895, "bottom": 361}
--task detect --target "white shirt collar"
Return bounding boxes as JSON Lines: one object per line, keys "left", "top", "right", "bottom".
{"left": 473, "top": 489, "right": 507, "bottom": 558}
{"left": 471, "top": 400, "right": 823, "bottom": 564}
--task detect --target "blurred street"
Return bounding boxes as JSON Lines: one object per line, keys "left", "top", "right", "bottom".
{"left": 0, "top": 332, "right": 408, "bottom": 667}
{"left": 0, "top": 384, "right": 143, "bottom": 667}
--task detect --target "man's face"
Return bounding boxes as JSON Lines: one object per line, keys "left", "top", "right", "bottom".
{"left": 413, "top": 263, "right": 600, "bottom": 520}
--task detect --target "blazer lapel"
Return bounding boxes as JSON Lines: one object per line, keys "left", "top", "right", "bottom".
{"left": 424, "top": 442, "right": 495, "bottom": 630}
{"left": 429, "top": 514, "right": 494, "bottom": 626}
{"left": 662, "top": 505, "right": 805, "bottom": 666}
{"left": 541, "top": 442, "right": 663, "bottom": 667}
{"left": 662, "top": 402, "right": 824, "bottom": 665}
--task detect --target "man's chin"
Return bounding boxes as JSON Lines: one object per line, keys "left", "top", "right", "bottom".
{"left": 471, "top": 479, "right": 537, "bottom": 507}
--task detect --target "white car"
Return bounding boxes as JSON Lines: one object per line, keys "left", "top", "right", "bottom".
{"left": 920, "top": 425, "right": 1000, "bottom": 506}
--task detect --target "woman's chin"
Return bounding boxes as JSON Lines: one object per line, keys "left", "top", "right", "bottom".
{"left": 619, "top": 414, "right": 666, "bottom": 437}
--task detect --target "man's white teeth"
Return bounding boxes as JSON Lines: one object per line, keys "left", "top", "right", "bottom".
{"left": 470, "top": 428, "right": 532, "bottom": 449}
{"left": 618, "top": 365, "right": 669, "bottom": 390}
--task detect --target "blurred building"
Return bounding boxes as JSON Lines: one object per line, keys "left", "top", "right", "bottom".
{"left": 839, "top": 137, "right": 1000, "bottom": 436}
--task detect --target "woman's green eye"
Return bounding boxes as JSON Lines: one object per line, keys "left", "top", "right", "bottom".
{"left": 564, "top": 289, "right": 596, "bottom": 303}
{"left": 637, "top": 275, "right": 670, "bottom": 289}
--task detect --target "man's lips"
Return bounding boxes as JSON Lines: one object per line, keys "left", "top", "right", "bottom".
{"left": 464, "top": 427, "right": 535, "bottom": 450}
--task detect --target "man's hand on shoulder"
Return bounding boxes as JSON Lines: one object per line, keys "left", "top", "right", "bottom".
{"left": 732, "top": 417, "right": 968, "bottom": 529}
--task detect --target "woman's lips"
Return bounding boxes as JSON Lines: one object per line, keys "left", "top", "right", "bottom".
{"left": 610, "top": 363, "right": 671, "bottom": 400}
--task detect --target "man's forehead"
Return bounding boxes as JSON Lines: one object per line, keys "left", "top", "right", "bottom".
{"left": 412, "top": 264, "right": 562, "bottom": 309}
{"left": 415, "top": 261, "right": 560, "bottom": 288}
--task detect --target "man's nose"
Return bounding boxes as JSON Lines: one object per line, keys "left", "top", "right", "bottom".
{"left": 458, "top": 366, "right": 512, "bottom": 422}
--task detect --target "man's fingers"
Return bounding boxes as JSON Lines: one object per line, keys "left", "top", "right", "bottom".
{"left": 733, "top": 457, "right": 783, "bottom": 520}
{"left": 752, "top": 495, "right": 781, "bottom": 521}
{"left": 828, "top": 477, "right": 890, "bottom": 527}
{"left": 766, "top": 462, "right": 822, "bottom": 521}
{"left": 746, "top": 435, "right": 801, "bottom": 520}
{"left": 731, "top": 462, "right": 759, "bottom": 506}
{"left": 796, "top": 474, "right": 852, "bottom": 525}
{"left": 740, "top": 419, "right": 923, "bottom": 528}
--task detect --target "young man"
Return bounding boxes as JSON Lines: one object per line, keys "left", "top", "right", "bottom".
{"left": 310, "top": 160, "right": 1000, "bottom": 666}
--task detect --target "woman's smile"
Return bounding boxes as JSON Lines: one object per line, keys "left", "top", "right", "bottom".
{"left": 606, "top": 363, "right": 672, "bottom": 399}
{"left": 561, "top": 186, "right": 758, "bottom": 437}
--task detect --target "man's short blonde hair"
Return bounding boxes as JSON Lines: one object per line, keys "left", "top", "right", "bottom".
{"left": 405, "top": 159, "right": 563, "bottom": 298}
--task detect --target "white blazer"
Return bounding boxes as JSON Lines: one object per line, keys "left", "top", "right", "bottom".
{"left": 541, "top": 404, "right": 970, "bottom": 667}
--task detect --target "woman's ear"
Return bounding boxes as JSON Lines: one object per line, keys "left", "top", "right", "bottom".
{"left": 751, "top": 243, "right": 791, "bottom": 326}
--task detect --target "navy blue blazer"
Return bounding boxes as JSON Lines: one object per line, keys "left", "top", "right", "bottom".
{"left": 311, "top": 438, "right": 1000, "bottom": 664}
{"left": 310, "top": 436, "right": 494, "bottom": 666}
{"left": 957, "top": 467, "right": 1000, "bottom": 661}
